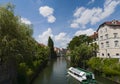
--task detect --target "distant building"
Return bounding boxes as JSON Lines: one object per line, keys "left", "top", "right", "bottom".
{"left": 54, "top": 47, "right": 67, "bottom": 57}
{"left": 90, "top": 32, "right": 98, "bottom": 44}
{"left": 54, "top": 47, "right": 61, "bottom": 56}
{"left": 97, "top": 20, "right": 120, "bottom": 58}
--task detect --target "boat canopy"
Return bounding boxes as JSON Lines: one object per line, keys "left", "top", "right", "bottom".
{"left": 69, "top": 67, "right": 86, "bottom": 76}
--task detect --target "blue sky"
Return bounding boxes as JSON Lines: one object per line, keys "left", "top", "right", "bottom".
{"left": 0, "top": 0, "right": 120, "bottom": 48}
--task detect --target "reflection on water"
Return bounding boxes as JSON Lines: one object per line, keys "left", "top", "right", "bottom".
{"left": 33, "top": 57, "right": 118, "bottom": 84}
{"left": 33, "top": 57, "right": 68, "bottom": 84}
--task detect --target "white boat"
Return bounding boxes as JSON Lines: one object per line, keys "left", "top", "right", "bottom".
{"left": 68, "top": 67, "right": 96, "bottom": 84}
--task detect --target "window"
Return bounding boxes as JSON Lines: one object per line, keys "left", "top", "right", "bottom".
{"left": 105, "top": 34, "right": 108, "bottom": 39}
{"left": 106, "top": 41, "right": 109, "bottom": 47}
{"left": 105, "top": 28, "right": 107, "bottom": 32}
{"left": 116, "top": 53, "right": 119, "bottom": 56}
{"left": 108, "top": 53, "right": 110, "bottom": 56}
{"left": 100, "top": 30, "right": 102, "bottom": 33}
{"left": 100, "top": 36, "right": 103, "bottom": 40}
{"left": 114, "top": 40, "right": 119, "bottom": 47}
{"left": 112, "top": 20, "right": 117, "bottom": 24}
{"left": 113, "top": 33, "right": 118, "bottom": 38}
{"left": 101, "top": 43, "right": 104, "bottom": 48}
{"left": 102, "top": 53, "right": 104, "bottom": 56}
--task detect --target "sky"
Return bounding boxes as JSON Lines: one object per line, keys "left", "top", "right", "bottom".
{"left": 0, "top": 0, "right": 120, "bottom": 48}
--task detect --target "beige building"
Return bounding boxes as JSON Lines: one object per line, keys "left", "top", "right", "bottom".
{"left": 97, "top": 20, "right": 120, "bottom": 58}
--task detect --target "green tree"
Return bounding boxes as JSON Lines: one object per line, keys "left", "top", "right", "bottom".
{"left": 90, "top": 43, "right": 99, "bottom": 57}
{"left": 70, "top": 43, "right": 93, "bottom": 68}
{"left": 48, "top": 36, "right": 56, "bottom": 58}
{"left": 68, "top": 35, "right": 92, "bottom": 50}
{"left": 0, "top": 4, "right": 49, "bottom": 84}
{"left": 88, "top": 57, "right": 120, "bottom": 77}
{"left": 67, "top": 35, "right": 93, "bottom": 68}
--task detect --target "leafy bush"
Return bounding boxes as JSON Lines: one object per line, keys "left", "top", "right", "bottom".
{"left": 88, "top": 57, "right": 120, "bottom": 77}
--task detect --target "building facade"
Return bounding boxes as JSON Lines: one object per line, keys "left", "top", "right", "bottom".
{"left": 97, "top": 20, "right": 120, "bottom": 58}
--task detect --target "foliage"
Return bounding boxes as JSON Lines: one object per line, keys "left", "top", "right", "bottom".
{"left": 48, "top": 36, "right": 56, "bottom": 58}
{"left": 90, "top": 43, "right": 99, "bottom": 56}
{"left": 0, "top": 4, "right": 49, "bottom": 84}
{"left": 67, "top": 35, "right": 92, "bottom": 50}
{"left": 67, "top": 35, "right": 94, "bottom": 68}
{"left": 70, "top": 43, "right": 93, "bottom": 67}
{"left": 88, "top": 57, "right": 120, "bottom": 76}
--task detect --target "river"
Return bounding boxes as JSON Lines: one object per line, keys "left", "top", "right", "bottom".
{"left": 33, "top": 57, "right": 118, "bottom": 84}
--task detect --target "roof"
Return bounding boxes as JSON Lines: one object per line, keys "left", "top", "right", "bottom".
{"left": 69, "top": 67, "right": 93, "bottom": 75}
{"left": 90, "top": 32, "right": 98, "bottom": 39}
{"left": 97, "top": 20, "right": 120, "bottom": 32}
{"left": 77, "top": 67, "right": 92, "bottom": 75}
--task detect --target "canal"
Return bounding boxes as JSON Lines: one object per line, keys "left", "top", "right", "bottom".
{"left": 33, "top": 57, "right": 118, "bottom": 84}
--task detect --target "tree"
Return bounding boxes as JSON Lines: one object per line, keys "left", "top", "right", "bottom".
{"left": 0, "top": 5, "right": 20, "bottom": 84}
{"left": 70, "top": 43, "right": 93, "bottom": 68}
{"left": 48, "top": 36, "right": 56, "bottom": 59}
{"left": 90, "top": 43, "right": 99, "bottom": 57}
{"left": 67, "top": 35, "right": 93, "bottom": 68}
{"left": 67, "top": 35, "right": 92, "bottom": 50}
{"left": 0, "top": 4, "right": 49, "bottom": 84}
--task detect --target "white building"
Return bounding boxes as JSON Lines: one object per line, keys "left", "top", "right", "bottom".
{"left": 97, "top": 20, "right": 120, "bottom": 58}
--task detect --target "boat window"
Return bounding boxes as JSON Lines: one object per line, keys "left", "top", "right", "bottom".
{"left": 69, "top": 70, "right": 73, "bottom": 73}
{"left": 86, "top": 75, "right": 92, "bottom": 79}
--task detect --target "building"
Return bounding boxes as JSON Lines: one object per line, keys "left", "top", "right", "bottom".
{"left": 97, "top": 20, "right": 120, "bottom": 58}
{"left": 90, "top": 32, "right": 98, "bottom": 45}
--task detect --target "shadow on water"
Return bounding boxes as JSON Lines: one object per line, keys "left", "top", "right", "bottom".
{"left": 33, "top": 57, "right": 119, "bottom": 84}
{"left": 95, "top": 76, "right": 119, "bottom": 84}
{"left": 33, "top": 57, "right": 68, "bottom": 84}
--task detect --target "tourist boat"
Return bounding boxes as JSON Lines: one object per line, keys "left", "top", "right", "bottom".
{"left": 68, "top": 67, "right": 96, "bottom": 84}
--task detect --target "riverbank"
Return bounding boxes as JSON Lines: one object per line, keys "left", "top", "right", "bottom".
{"left": 33, "top": 57, "right": 68, "bottom": 84}
{"left": 88, "top": 57, "right": 120, "bottom": 84}
{"left": 32, "top": 57, "right": 119, "bottom": 84}
{"left": 30, "top": 60, "right": 48, "bottom": 84}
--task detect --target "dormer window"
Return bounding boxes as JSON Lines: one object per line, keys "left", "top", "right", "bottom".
{"left": 112, "top": 20, "right": 117, "bottom": 24}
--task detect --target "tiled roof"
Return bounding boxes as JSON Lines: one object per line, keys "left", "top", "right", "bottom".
{"left": 97, "top": 20, "right": 120, "bottom": 31}
{"left": 90, "top": 32, "right": 98, "bottom": 39}
{"left": 105, "top": 20, "right": 120, "bottom": 25}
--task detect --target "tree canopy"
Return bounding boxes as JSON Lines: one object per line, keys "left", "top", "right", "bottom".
{"left": 67, "top": 35, "right": 92, "bottom": 50}
{"left": 48, "top": 36, "right": 56, "bottom": 59}
{"left": 0, "top": 4, "right": 49, "bottom": 84}
{"left": 67, "top": 35, "right": 94, "bottom": 68}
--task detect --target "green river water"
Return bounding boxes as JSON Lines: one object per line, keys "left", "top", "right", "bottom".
{"left": 33, "top": 57, "right": 118, "bottom": 84}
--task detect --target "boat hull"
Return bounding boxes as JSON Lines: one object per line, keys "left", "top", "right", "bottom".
{"left": 68, "top": 71, "right": 83, "bottom": 82}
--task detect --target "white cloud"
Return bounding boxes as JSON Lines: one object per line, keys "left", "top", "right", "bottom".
{"left": 39, "top": 6, "right": 53, "bottom": 17}
{"left": 38, "top": 28, "right": 53, "bottom": 45}
{"left": 70, "top": 23, "right": 79, "bottom": 28}
{"left": 71, "top": 0, "right": 120, "bottom": 28}
{"left": 88, "top": 0, "right": 95, "bottom": 4}
{"left": 75, "top": 28, "right": 95, "bottom": 36}
{"left": 48, "top": 15, "right": 56, "bottom": 23}
{"left": 20, "top": 17, "right": 32, "bottom": 25}
{"left": 55, "top": 33, "right": 71, "bottom": 48}
{"left": 39, "top": 6, "right": 56, "bottom": 23}
{"left": 37, "top": 28, "right": 71, "bottom": 48}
